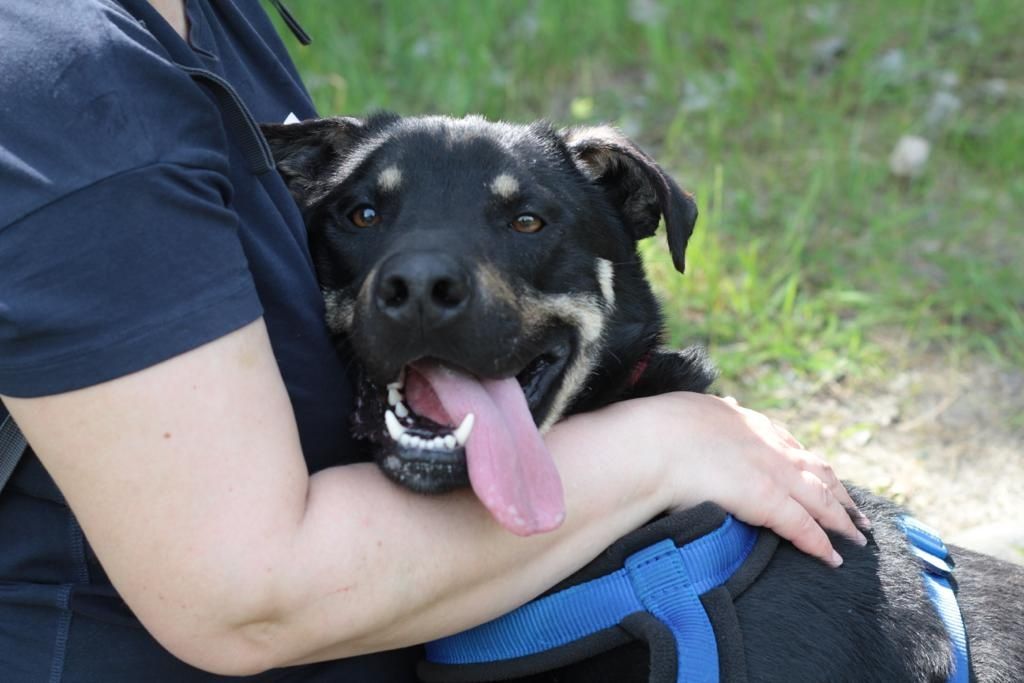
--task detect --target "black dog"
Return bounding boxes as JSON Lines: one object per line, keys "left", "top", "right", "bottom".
{"left": 261, "top": 114, "right": 1024, "bottom": 682}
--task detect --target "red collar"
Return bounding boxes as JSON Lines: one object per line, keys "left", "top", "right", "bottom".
{"left": 627, "top": 352, "right": 651, "bottom": 388}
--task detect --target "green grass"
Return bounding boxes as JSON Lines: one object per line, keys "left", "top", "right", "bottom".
{"left": 275, "top": 0, "right": 1024, "bottom": 401}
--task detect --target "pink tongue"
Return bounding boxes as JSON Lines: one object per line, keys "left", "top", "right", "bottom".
{"left": 411, "top": 362, "right": 565, "bottom": 536}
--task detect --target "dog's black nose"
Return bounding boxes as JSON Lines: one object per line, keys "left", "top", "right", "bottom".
{"left": 375, "top": 252, "right": 471, "bottom": 328}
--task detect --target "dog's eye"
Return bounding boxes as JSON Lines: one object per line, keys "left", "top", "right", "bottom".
{"left": 349, "top": 205, "right": 381, "bottom": 228}
{"left": 511, "top": 214, "right": 544, "bottom": 234}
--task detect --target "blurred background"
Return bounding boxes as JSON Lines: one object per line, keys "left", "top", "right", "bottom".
{"left": 275, "top": 0, "right": 1023, "bottom": 560}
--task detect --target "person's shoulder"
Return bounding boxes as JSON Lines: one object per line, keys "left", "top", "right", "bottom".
{"left": 0, "top": 1, "right": 168, "bottom": 95}
{"left": 0, "top": 0, "right": 230, "bottom": 227}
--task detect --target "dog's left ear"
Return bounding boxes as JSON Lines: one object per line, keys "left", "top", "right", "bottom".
{"left": 561, "top": 126, "right": 697, "bottom": 273}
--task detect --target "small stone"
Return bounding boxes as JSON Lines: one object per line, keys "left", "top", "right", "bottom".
{"left": 410, "top": 37, "right": 433, "bottom": 58}
{"left": 804, "top": 4, "right": 840, "bottom": 25}
{"left": 628, "top": 0, "right": 667, "bottom": 25}
{"left": 681, "top": 80, "right": 714, "bottom": 113}
{"left": 932, "top": 70, "right": 960, "bottom": 90}
{"left": 979, "top": 78, "right": 1009, "bottom": 102}
{"left": 812, "top": 36, "right": 848, "bottom": 74}
{"left": 925, "top": 91, "right": 962, "bottom": 128}
{"left": 889, "top": 135, "right": 931, "bottom": 178}
{"left": 873, "top": 49, "right": 907, "bottom": 82}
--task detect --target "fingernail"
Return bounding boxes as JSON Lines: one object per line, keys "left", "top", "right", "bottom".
{"left": 856, "top": 513, "right": 873, "bottom": 530}
{"left": 855, "top": 531, "right": 868, "bottom": 546}
{"left": 830, "top": 550, "right": 844, "bottom": 567}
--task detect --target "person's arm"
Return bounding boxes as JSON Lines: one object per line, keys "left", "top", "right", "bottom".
{"left": 2, "top": 318, "right": 864, "bottom": 675}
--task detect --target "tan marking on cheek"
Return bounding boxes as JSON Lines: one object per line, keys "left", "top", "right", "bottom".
{"left": 377, "top": 165, "right": 402, "bottom": 192}
{"left": 525, "top": 292, "right": 606, "bottom": 432}
{"left": 322, "top": 289, "right": 356, "bottom": 333}
{"left": 475, "top": 264, "right": 520, "bottom": 309}
{"left": 596, "top": 257, "right": 615, "bottom": 309}
{"left": 490, "top": 173, "right": 519, "bottom": 199}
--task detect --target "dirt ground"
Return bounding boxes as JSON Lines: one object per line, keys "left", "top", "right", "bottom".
{"left": 767, "top": 340, "right": 1024, "bottom": 565}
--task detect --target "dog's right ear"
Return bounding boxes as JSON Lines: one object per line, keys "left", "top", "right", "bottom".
{"left": 260, "top": 116, "right": 364, "bottom": 206}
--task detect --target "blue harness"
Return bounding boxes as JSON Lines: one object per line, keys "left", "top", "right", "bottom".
{"left": 901, "top": 516, "right": 971, "bottom": 683}
{"left": 423, "top": 509, "right": 971, "bottom": 682}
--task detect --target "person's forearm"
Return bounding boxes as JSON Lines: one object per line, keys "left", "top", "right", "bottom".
{"left": 222, "top": 404, "right": 667, "bottom": 672}
{"left": 7, "top": 319, "right": 865, "bottom": 676}
{"left": 4, "top": 321, "right": 667, "bottom": 675}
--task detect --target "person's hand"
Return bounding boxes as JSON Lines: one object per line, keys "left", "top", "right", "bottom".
{"left": 634, "top": 392, "right": 870, "bottom": 567}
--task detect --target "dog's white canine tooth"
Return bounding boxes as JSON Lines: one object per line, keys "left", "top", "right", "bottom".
{"left": 454, "top": 413, "right": 475, "bottom": 446}
{"left": 387, "top": 387, "right": 402, "bottom": 406}
{"left": 387, "top": 369, "right": 405, "bottom": 392}
{"left": 385, "top": 410, "right": 406, "bottom": 441}
{"left": 395, "top": 401, "right": 409, "bottom": 418}
{"left": 442, "top": 434, "right": 457, "bottom": 450}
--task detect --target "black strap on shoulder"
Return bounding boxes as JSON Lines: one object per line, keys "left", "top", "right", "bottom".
{"left": 113, "top": 0, "right": 278, "bottom": 176}
{"left": 0, "top": 414, "right": 28, "bottom": 494}
{"left": 176, "top": 65, "right": 276, "bottom": 175}
{"left": 270, "top": 0, "right": 312, "bottom": 45}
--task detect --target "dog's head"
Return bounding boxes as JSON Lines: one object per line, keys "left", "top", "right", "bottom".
{"left": 261, "top": 114, "right": 697, "bottom": 534}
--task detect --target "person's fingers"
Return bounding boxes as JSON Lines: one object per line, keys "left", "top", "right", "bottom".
{"left": 796, "top": 455, "right": 873, "bottom": 531}
{"left": 765, "top": 496, "right": 843, "bottom": 567}
{"left": 794, "top": 469, "right": 867, "bottom": 546}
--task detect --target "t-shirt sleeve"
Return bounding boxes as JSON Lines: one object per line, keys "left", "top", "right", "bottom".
{"left": 0, "top": 2, "right": 263, "bottom": 397}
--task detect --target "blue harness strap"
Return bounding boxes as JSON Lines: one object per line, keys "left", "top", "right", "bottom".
{"left": 901, "top": 516, "right": 971, "bottom": 683}
{"left": 426, "top": 515, "right": 757, "bottom": 682}
{"left": 428, "top": 513, "right": 970, "bottom": 682}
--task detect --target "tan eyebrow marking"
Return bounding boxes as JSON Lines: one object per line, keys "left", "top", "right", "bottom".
{"left": 490, "top": 173, "right": 519, "bottom": 199}
{"left": 377, "top": 165, "right": 402, "bottom": 192}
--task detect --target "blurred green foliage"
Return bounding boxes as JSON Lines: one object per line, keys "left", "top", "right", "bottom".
{"left": 276, "top": 0, "right": 1023, "bottom": 400}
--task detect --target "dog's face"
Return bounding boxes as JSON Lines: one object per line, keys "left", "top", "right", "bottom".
{"left": 262, "top": 114, "right": 697, "bottom": 534}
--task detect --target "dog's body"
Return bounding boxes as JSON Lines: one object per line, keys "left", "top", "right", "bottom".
{"left": 261, "top": 114, "right": 1024, "bottom": 681}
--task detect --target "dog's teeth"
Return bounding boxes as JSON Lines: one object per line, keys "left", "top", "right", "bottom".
{"left": 384, "top": 410, "right": 406, "bottom": 441}
{"left": 387, "top": 368, "right": 406, "bottom": 392}
{"left": 394, "top": 401, "right": 409, "bottom": 418}
{"left": 387, "top": 387, "right": 403, "bottom": 406}
{"left": 442, "top": 434, "right": 457, "bottom": 450}
{"left": 398, "top": 433, "right": 413, "bottom": 448}
{"left": 454, "top": 413, "right": 475, "bottom": 446}
{"left": 430, "top": 436, "right": 446, "bottom": 450}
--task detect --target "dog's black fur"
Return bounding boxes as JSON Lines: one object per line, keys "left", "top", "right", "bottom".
{"left": 262, "top": 114, "right": 1024, "bottom": 682}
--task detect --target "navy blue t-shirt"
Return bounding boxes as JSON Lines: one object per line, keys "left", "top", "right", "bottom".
{"left": 0, "top": 1, "right": 418, "bottom": 680}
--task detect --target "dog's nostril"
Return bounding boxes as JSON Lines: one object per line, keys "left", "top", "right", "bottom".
{"left": 432, "top": 278, "right": 467, "bottom": 309}
{"left": 381, "top": 276, "right": 409, "bottom": 308}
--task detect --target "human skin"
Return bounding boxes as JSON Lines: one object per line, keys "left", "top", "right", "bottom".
{"left": 4, "top": 319, "right": 865, "bottom": 674}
